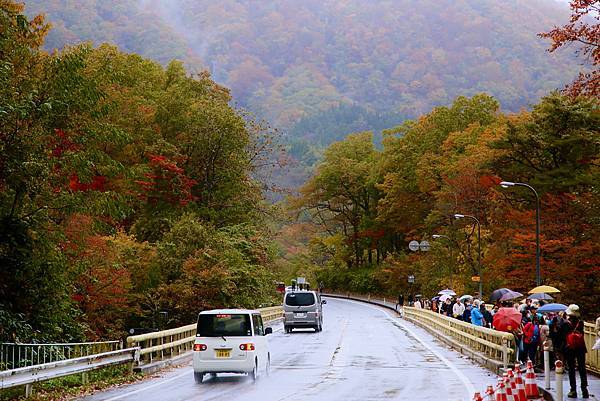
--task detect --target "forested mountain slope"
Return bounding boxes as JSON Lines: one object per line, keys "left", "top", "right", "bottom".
{"left": 25, "top": 0, "right": 578, "bottom": 143}
{"left": 22, "top": 0, "right": 198, "bottom": 66}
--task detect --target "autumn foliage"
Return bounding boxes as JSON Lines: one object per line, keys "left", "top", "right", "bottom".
{"left": 0, "top": 2, "right": 278, "bottom": 343}
{"left": 135, "top": 154, "right": 196, "bottom": 206}
{"left": 539, "top": 0, "right": 600, "bottom": 97}
{"left": 295, "top": 93, "right": 600, "bottom": 318}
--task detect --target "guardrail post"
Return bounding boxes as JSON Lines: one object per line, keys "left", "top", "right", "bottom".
{"left": 555, "top": 360, "right": 564, "bottom": 401}
{"left": 25, "top": 383, "right": 33, "bottom": 398}
{"left": 82, "top": 372, "right": 89, "bottom": 385}
{"left": 543, "top": 341, "right": 551, "bottom": 389}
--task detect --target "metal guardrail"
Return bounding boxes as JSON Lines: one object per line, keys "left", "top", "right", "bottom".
{"left": 584, "top": 321, "right": 599, "bottom": 375}
{"left": 1, "top": 341, "right": 122, "bottom": 371}
{"left": 324, "top": 292, "right": 516, "bottom": 369}
{"left": 402, "top": 307, "right": 516, "bottom": 366}
{"left": 0, "top": 347, "right": 139, "bottom": 397}
{"left": 126, "top": 306, "right": 284, "bottom": 366}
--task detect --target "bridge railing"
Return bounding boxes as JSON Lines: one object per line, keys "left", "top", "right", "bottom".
{"left": 584, "top": 321, "right": 600, "bottom": 375}
{"left": 324, "top": 292, "right": 515, "bottom": 371}
{"left": 402, "top": 306, "right": 516, "bottom": 366}
{"left": 126, "top": 306, "right": 283, "bottom": 367}
{"left": 0, "top": 347, "right": 139, "bottom": 397}
{"left": 0, "top": 341, "right": 122, "bottom": 371}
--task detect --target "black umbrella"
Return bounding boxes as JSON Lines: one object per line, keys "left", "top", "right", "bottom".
{"left": 490, "top": 288, "right": 521, "bottom": 302}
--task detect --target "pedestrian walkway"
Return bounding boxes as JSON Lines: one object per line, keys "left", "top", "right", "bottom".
{"left": 537, "top": 370, "right": 600, "bottom": 400}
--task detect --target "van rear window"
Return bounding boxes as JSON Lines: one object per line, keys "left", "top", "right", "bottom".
{"left": 285, "top": 293, "right": 315, "bottom": 306}
{"left": 197, "top": 314, "right": 251, "bottom": 337}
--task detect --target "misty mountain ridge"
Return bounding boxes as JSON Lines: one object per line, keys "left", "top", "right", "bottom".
{"left": 24, "top": 0, "right": 578, "bottom": 146}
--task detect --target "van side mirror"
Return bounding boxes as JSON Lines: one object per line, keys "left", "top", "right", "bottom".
{"left": 322, "top": 300, "right": 327, "bottom": 304}
{"left": 264, "top": 327, "right": 273, "bottom": 335}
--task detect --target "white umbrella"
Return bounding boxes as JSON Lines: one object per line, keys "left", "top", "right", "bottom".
{"left": 459, "top": 295, "right": 473, "bottom": 301}
{"left": 438, "top": 289, "right": 456, "bottom": 296}
{"left": 439, "top": 294, "right": 452, "bottom": 302}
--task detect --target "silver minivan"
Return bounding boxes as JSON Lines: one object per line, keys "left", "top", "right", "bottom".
{"left": 283, "top": 290, "right": 326, "bottom": 333}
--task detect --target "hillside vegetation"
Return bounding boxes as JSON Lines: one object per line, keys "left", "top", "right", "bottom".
{"left": 0, "top": 2, "right": 279, "bottom": 342}
{"left": 291, "top": 93, "right": 600, "bottom": 317}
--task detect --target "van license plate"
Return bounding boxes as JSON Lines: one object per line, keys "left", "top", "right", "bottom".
{"left": 295, "top": 312, "right": 306, "bottom": 318}
{"left": 216, "top": 349, "right": 231, "bottom": 358}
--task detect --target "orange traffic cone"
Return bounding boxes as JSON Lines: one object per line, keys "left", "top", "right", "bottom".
{"left": 505, "top": 377, "right": 517, "bottom": 401}
{"left": 525, "top": 360, "right": 540, "bottom": 399}
{"left": 473, "top": 392, "right": 484, "bottom": 401}
{"left": 507, "top": 369, "right": 523, "bottom": 401}
{"left": 496, "top": 378, "right": 508, "bottom": 401}
{"left": 514, "top": 368, "right": 527, "bottom": 401}
{"left": 514, "top": 362, "right": 522, "bottom": 374}
{"left": 486, "top": 385, "right": 495, "bottom": 401}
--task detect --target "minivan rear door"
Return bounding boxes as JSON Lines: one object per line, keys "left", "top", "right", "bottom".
{"left": 196, "top": 313, "right": 252, "bottom": 361}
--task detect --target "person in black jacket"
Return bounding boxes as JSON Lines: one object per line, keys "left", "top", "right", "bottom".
{"left": 561, "top": 304, "right": 588, "bottom": 399}
{"left": 481, "top": 303, "right": 493, "bottom": 329}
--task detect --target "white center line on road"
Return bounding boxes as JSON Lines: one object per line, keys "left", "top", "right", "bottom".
{"left": 102, "top": 369, "right": 190, "bottom": 401}
{"left": 338, "top": 298, "right": 477, "bottom": 398}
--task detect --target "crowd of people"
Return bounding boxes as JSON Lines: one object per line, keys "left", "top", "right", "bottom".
{"left": 400, "top": 294, "right": 600, "bottom": 399}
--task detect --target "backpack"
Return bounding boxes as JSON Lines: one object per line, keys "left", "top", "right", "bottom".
{"left": 530, "top": 325, "right": 540, "bottom": 345}
{"left": 566, "top": 321, "right": 586, "bottom": 350}
{"left": 524, "top": 323, "right": 540, "bottom": 344}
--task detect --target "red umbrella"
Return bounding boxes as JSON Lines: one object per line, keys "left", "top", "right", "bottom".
{"left": 493, "top": 307, "right": 522, "bottom": 332}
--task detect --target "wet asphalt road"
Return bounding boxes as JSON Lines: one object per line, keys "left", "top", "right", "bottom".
{"left": 77, "top": 298, "right": 497, "bottom": 401}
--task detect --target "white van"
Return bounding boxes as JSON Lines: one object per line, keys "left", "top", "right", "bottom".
{"left": 193, "top": 309, "right": 272, "bottom": 383}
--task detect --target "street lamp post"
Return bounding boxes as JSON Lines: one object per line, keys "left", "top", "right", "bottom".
{"left": 499, "top": 181, "right": 541, "bottom": 286}
{"left": 454, "top": 214, "right": 482, "bottom": 298}
{"left": 432, "top": 234, "right": 453, "bottom": 288}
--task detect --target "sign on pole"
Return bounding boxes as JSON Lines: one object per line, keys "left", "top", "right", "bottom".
{"left": 408, "top": 240, "right": 420, "bottom": 252}
{"left": 419, "top": 240, "right": 430, "bottom": 252}
{"left": 408, "top": 275, "right": 415, "bottom": 283}
{"left": 471, "top": 276, "right": 481, "bottom": 282}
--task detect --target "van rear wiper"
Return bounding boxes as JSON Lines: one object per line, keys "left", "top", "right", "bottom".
{"left": 221, "top": 335, "right": 226, "bottom": 342}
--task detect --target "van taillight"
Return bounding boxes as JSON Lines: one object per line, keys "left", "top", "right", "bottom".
{"left": 239, "top": 343, "right": 255, "bottom": 351}
{"left": 194, "top": 344, "right": 207, "bottom": 351}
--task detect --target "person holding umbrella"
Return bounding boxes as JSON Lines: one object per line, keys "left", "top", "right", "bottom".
{"left": 559, "top": 305, "right": 588, "bottom": 398}
{"left": 523, "top": 314, "right": 541, "bottom": 365}
{"left": 493, "top": 305, "right": 525, "bottom": 360}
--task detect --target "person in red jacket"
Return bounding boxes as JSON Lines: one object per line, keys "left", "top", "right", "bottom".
{"left": 523, "top": 315, "right": 541, "bottom": 365}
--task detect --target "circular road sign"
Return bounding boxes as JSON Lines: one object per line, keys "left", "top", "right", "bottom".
{"left": 419, "top": 240, "right": 431, "bottom": 252}
{"left": 409, "top": 240, "right": 420, "bottom": 251}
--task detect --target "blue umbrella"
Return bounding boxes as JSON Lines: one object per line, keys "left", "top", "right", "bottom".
{"left": 537, "top": 303, "right": 568, "bottom": 313}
